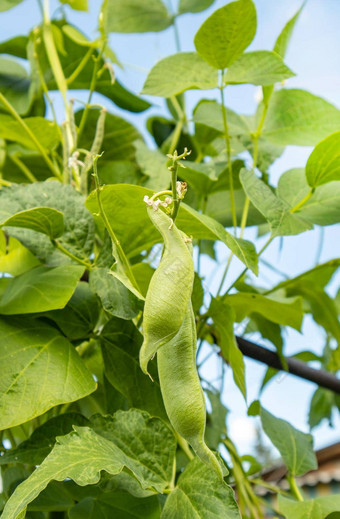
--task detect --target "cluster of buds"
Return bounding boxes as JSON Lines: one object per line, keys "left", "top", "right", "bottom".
{"left": 143, "top": 195, "right": 173, "bottom": 211}
{"left": 167, "top": 147, "right": 192, "bottom": 171}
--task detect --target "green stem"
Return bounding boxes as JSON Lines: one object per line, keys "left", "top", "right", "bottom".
{"left": 9, "top": 155, "right": 38, "bottom": 182}
{"left": 176, "top": 433, "right": 194, "bottom": 460}
{"left": 168, "top": 119, "right": 184, "bottom": 156}
{"left": 216, "top": 250, "right": 234, "bottom": 296}
{"left": 0, "top": 178, "right": 11, "bottom": 187}
{"left": 52, "top": 239, "right": 91, "bottom": 268}
{"left": 290, "top": 188, "right": 313, "bottom": 213}
{"left": 287, "top": 473, "right": 304, "bottom": 501}
{"left": 219, "top": 76, "right": 237, "bottom": 232}
{"left": 6, "top": 428, "right": 17, "bottom": 449}
{"left": 0, "top": 92, "right": 61, "bottom": 179}
{"left": 93, "top": 157, "right": 139, "bottom": 290}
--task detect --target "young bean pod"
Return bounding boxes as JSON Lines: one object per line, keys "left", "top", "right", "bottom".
{"left": 157, "top": 301, "right": 223, "bottom": 480}
{"left": 139, "top": 206, "right": 194, "bottom": 376}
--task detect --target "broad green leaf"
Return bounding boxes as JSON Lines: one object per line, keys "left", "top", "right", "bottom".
{"left": 206, "top": 188, "right": 264, "bottom": 228}
{"left": 300, "top": 182, "right": 340, "bottom": 226}
{"left": 240, "top": 169, "right": 313, "bottom": 236}
{"left": 223, "top": 291, "right": 303, "bottom": 330}
{"left": 262, "top": 89, "right": 340, "bottom": 146}
{"left": 104, "top": 0, "right": 172, "bottom": 33}
{"left": 224, "top": 51, "right": 295, "bottom": 86}
{"left": 1, "top": 421, "right": 169, "bottom": 519}
{"left": 0, "top": 317, "right": 96, "bottom": 430}
{"left": 69, "top": 493, "right": 161, "bottom": 519}
{"left": 278, "top": 494, "right": 340, "bottom": 519}
{"left": 161, "top": 458, "right": 240, "bottom": 518}
{"left": 0, "top": 57, "right": 33, "bottom": 115}
{"left": 59, "top": 0, "right": 88, "bottom": 11}
{"left": 277, "top": 168, "right": 340, "bottom": 226}
{"left": 0, "top": 0, "right": 24, "bottom": 12}
{"left": 90, "top": 267, "right": 141, "bottom": 320}
{"left": 205, "top": 390, "right": 228, "bottom": 450}
{"left": 0, "top": 115, "right": 59, "bottom": 150}
{"left": 260, "top": 407, "right": 317, "bottom": 476}
{"left": 209, "top": 298, "right": 246, "bottom": 398}
{"left": 142, "top": 52, "right": 218, "bottom": 97}
{"left": 1, "top": 207, "right": 64, "bottom": 239}
{"left": 98, "top": 160, "right": 140, "bottom": 186}
{"left": 0, "top": 36, "right": 28, "bottom": 59}
{"left": 271, "top": 259, "right": 340, "bottom": 292}
{"left": 0, "top": 414, "right": 89, "bottom": 466}
{"left": 0, "top": 265, "right": 84, "bottom": 314}
{"left": 100, "top": 317, "right": 167, "bottom": 420}
{"left": 77, "top": 109, "right": 142, "bottom": 162}
{"left": 90, "top": 410, "right": 176, "bottom": 493}
{"left": 0, "top": 235, "right": 40, "bottom": 276}
{"left": 134, "top": 140, "right": 169, "bottom": 191}
{"left": 193, "top": 99, "right": 249, "bottom": 136}
{"left": 86, "top": 184, "right": 258, "bottom": 273}
{"left": 308, "top": 388, "right": 334, "bottom": 429}
{"left": 0, "top": 182, "right": 95, "bottom": 264}
{"left": 178, "top": 0, "right": 215, "bottom": 14}
{"left": 194, "top": 0, "right": 256, "bottom": 69}
{"left": 306, "top": 131, "right": 340, "bottom": 187}
{"left": 46, "top": 282, "right": 100, "bottom": 340}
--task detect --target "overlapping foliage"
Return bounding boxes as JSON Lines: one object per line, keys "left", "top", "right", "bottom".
{"left": 0, "top": 0, "right": 339, "bottom": 518}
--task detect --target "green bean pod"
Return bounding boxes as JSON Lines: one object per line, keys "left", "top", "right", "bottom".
{"left": 157, "top": 302, "right": 223, "bottom": 479}
{"left": 139, "top": 206, "right": 194, "bottom": 375}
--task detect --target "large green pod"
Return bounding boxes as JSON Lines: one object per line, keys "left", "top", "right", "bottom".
{"left": 139, "top": 206, "right": 194, "bottom": 375}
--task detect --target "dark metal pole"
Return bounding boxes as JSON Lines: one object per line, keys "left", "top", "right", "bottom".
{"left": 235, "top": 336, "right": 340, "bottom": 394}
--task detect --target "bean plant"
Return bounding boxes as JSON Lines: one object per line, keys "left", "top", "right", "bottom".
{"left": 0, "top": 0, "right": 339, "bottom": 518}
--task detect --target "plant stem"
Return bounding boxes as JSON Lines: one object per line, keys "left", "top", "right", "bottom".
{"left": 66, "top": 46, "right": 95, "bottom": 85}
{"left": 93, "top": 157, "right": 139, "bottom": 290}
{"left": 0, "top": 178, "right": 11, "bottom": 187}
{"left": 219, "top": 75, "right": 237, "bottom": 232}
{"left": 0, "top": 92, "right": 60, "bottom": 179}
{"left": 52, "top": 239, "right": 91, "bottom": 268}
{"left": 287, "top": 473, "right": 304, "bottom": 501}
{"left": 168, "top": 119, "right": 184, "bottom": 156}
{"left": 290, "top": 188, "right": 313, "bottom": 213}
{"left": 176, "top": 433, "right": 194, "bottom": 460}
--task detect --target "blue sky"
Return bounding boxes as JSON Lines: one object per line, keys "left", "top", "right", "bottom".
{"left": 2, "top": 0, "right": 340, "bottom": 455}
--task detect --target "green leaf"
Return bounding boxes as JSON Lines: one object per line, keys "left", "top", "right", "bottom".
{"left": 161, "top": 458, "right": 240, "bottom": 518}
{"left": 222, "top": 291, "right": 303, "bottom": 330}
{"left": 90, "top": 267, "right": 141, "bottom": 320}
{"left": 278, "top": 494, "right": 340, "bottom": 519}
{"left": 85, "top": 184, "right": 258, "bottom": 273}
{"left": 0, "top": 57, "right": 33, "bottom": 115}
{"left": 308, "top": 387, "right": 335, "bottom": 429}
{"left": 46, "top": 282, "right": 100, "bottom": 340}
{"left": 59, "top": 0, "right": 88, "bottom": 11}
{"left": 77, "top": 109, "right": 142, "bottom": 162}
{"left": 260, "top": 407, "right": 317, "bottom": 476}
{"left": 0, "top": 0, "right": 24, "bottom": 12}
{"left": 0, "top": 115, "right": 59, "bottom": 151}
{"left": 0, "top": 182, "right": 95, "bottom": 264}
{"left": 0, "top": 317, "right": 96, "bottom": 430}
{"left": 142, "top": 52, "right": 218, "bottom": 97}
{"left": 104, "top": 0, "right": 172, "bottom": 33}
{"left": 178, "top": 0, "right": 215, "bottom": 14}
{"left": 90, "top": 410, "right": 176, "bottom": 493}
{"left": 240, "top": 169, "right": 313, "bottom": 236}
{"left": 0, "top": 235, "right": 40, "bottom": 276}
{"left": 69, "top": 493, "right": 161, "bottom": 519}
{"left": 1, "top": 207, "right": 64, "bottom": 239}
{"left": 194, "top": 0, "right": 256, "bottom": 70}
{"left": 100, "top": 317, "right": 167, "bottom": 420}
{"left": 262, "top": 89, "right": 340, "bottom": 146}
{"left": 209, "top": 298, "right": 246, "bottom": 399}
{"left": 134, "top": 140, "right": 169, "bottom": 191}
{"left": 306, "top": 131, "right": 340, "bottom": 187}
{"left": 193, "top": 99, "right": 248, "bottom": 136}
{"left": 224, "top": 51, "right": 295, "bottom": 85}
{"left": 0, "top": 414, "right": 89, "bottom": 466}
{"left": 277, "top": 168, "right": 340, "bottom": 226}
{"left": 0, "top": 36, "right": 28, "bottom": 59}
{"left": 0, "top": 265, "right": 84, "bottom": 314}
{"left": 205, "top": 390, "right": 228, "bottom": 450}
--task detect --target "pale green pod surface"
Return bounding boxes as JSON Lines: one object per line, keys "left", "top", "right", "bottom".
{"left": 158, "top": 303, "right": 223, "bottom": 479}
{"left": 139, "top": 207, "right": 194, "bottom": 374}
